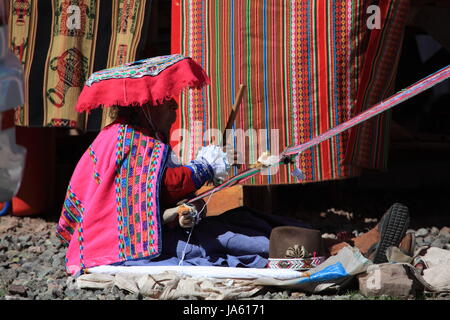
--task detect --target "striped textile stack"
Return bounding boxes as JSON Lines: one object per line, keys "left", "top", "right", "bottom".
{"left": 171, "top": 0, "right": 410, "bottom": 184}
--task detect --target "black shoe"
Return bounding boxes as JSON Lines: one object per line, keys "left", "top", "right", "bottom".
{"left": 366, "top": 203, "right": 410, "bottom": 264}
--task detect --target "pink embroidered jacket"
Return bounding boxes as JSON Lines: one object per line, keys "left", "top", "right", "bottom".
{"left": 56, "top": 122, "right": 213, "bottom": 275}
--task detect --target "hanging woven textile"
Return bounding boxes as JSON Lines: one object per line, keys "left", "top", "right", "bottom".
{"left": 171, "top": 0, "right": 410, "bottom": 184}
{"left": 7, "top": 0, "right": 153, "bottom": 130}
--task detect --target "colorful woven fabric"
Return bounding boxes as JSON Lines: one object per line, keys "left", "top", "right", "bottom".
{"left": 188, "top": 65, "right": 450, "bottom": 203}
{"left": 8, "top": 0, "right": 153, "bottom": 130}
{"left": 114, "top": 125, "right": 166, "bottom": 261}
{"left": 268, "top": 257, "right": 326, "bottom": 271}
{"left": 88, "top": 145, "right": 101, "bottom": 184}
{"left": 75, "top": 54, "right": 210, "bottom": 112}
{"left": 56, "top": 185, "right": 84, "bottom": 245}
{"left": 171, "top": 0, "right": 410, "bottom": 184}
{"left": 85, "top": 55, "right": 187, "bottom": 87}
{"left": 57, "top": 122, "right": 169, "bottom": 275}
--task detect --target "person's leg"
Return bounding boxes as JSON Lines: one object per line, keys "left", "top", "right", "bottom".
{"left": 323, "top": 203, "right": 411, "bottom": 263}
{"left": 324, "top": 227, "right": 384, "bottom": 256}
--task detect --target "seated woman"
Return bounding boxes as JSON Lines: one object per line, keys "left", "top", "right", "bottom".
{"left": 56, "top": 55, "right": 412, "bottom": 276}
{"left": 56, "top": 98, "right": 313, "bottom": 275}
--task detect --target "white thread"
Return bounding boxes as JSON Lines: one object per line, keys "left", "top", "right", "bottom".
{"left": 142, "top": 107, "right": 167, "bottom": 142}
{"left": 142, "top": 107, "right": 156, "bottom": 130}
{"left": 178, "top": 188, "right": 217, "bottom": 266}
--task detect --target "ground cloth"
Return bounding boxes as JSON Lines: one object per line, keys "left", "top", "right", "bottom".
{"left": 171, "top": 0, "right": 410, "bottom": 184}
{"left": 414, "top": 247, "right": 450, "bottom": 292}
{"left": 7, "top": 0, "right": 153, "bottom": 130}
{"left": 81, "top": 246, "right": 372, "bottom": 299}
{"left": 81, "top": 246, "right": 450, "bottom": 299}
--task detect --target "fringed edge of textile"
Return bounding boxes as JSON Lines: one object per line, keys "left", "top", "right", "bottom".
{"left": 75, "top": 56, "right": 211, "bottom": 112}
{"left": 76, "top": 80, "right": 209, "bottom": 113}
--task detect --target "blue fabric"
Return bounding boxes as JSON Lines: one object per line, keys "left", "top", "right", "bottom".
{"left": 114, "top": 206, "right": 311, "bottom": 268}
{"left": 298, "top": 262, "right": 348, "bottom": 283}
{"left": 185, "top": 159, "right": 214, "bottom": 189}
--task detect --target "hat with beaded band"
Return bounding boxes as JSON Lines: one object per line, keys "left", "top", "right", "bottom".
{"left": 268, "top": 226, "right": 327, "bottom": 271}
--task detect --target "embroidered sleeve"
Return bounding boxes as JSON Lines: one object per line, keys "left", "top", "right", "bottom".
{"left": 160, "top": 164, "right": 210, "bottom": 208}
{"left": 160, "top": 148, "right": 214, "bottom": 207}
{"left": 185, "top": 159, "right": 214, "bottom": 189}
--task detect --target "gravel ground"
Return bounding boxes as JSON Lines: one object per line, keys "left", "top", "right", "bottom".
{"left": 0, "top": 213, "right": 449, "bottom": 301}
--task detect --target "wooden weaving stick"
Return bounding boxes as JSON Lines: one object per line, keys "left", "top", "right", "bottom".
{"left": 222, "top": 84, "right": 246, "bottom": 147}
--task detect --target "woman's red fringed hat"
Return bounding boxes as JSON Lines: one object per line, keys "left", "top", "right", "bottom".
{"left": 75, "top": 54, "right": 210, "bottom": 112}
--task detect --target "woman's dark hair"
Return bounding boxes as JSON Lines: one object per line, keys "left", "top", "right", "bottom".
{"left": 109, "top": 105, "right": 147, "bottom": 127}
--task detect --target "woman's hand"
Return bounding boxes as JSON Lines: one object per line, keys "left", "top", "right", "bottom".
{"left": 179, "top": 210, "right": 195, "bottom": 228}
{"left": 189, "top": 199, "right": 207, "bottom": 218}
{"left": 163, "top": 199, "right": 207, "bottom": 229}
{"left": 178, "top": 199, "right": 207, "bottom": 228}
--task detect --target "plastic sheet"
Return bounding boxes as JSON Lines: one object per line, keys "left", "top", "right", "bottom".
{"left": 0, "top": 26, "right": 26, "bottom": 202}
{"left": 0, "top": 128, "right": 26, "bottom": 202}
{"left": 0, "top": 26, "right": 24, "bottom": 112}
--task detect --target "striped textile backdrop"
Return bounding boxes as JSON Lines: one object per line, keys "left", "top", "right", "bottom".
{"left": 171, "top": 0, "right": 410, "bottom": 184}
{"left": 8, "top": 0, "right": 153, "bottom": 131}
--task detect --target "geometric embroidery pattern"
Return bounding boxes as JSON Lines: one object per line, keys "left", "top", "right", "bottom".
{"left": 56, "top": 185, "right": 84, "bottom": 243}
{"left": 267, "top": 257, "right": 326, "bottom": 271}
{"left": 86, "top": 54, "right": 187, "bottom": 87}
{"left": 114, "top": 124, "right": 165, "bottom": 261}
{"left": 88, "top": 145, "right": 101, "bottom": 184}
